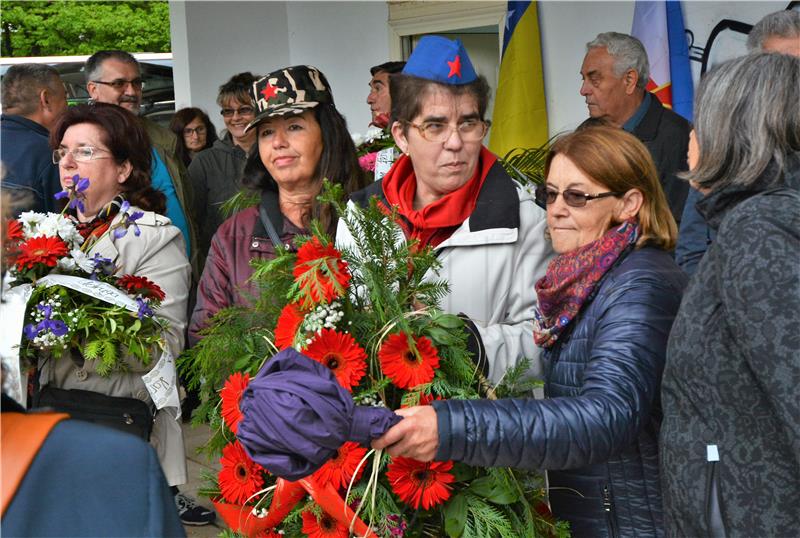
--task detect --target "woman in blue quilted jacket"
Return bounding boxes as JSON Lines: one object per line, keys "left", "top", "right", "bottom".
{"left": 374, "top": 126, "right": 687, "bottom": 538}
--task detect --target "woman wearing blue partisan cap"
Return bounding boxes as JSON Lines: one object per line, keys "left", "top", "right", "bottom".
{"left": 338, "top": 35, "right": 554, "bottom": 385}
{"left": 189, "top": 65, "right": 369, "bottom": 342}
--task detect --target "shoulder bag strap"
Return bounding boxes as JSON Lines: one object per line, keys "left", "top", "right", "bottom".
{"left": 1, "top": 411, "right": 69, "bottom": 516}
{"left": 259, "top": 200, "right": 285, "bottom": 250}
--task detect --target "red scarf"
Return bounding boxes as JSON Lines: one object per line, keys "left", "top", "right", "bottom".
{"left": 533, "top": 219, "right": 639, "bottom": 348}
{"left": 381, "top": 146, "right": 497, "bottom": 248}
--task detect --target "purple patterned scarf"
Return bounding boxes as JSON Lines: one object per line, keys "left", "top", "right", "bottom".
{"left": 533, "top": 219, "right": 639, "bottom": 348}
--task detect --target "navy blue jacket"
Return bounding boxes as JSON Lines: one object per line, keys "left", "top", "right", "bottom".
{"left": 433, "top": 247, "right": 687, "bottom": 538}
{"left": 2, "top": 395, "right": 185, "bottom": 537}
{"left": 0, "top": 114, "right": 62, "bottom": 215}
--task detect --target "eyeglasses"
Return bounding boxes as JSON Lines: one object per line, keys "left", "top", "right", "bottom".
{"left": 405, "top": 119, "right": 489, "bottom": 143}
{"left": 183, "top": 126, "right": 207, "bottom": 137}
{"left": 92, "top": 78, "right": 144, "bottom": 91}
{"left": 220, "top": 106, "right": 255, "bottom": 118}
{"left": 52, "top": 147, "right": 112, "bottom": 164}
{"left": 535, "top": 185, "right": 624, "bottom": 208}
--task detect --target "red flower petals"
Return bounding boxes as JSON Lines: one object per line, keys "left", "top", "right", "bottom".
{"left": 6, "top": 219, "right": 23, "bottom": 242}
{"left": 218, "top": 440, "right": 265, "bottom": 505}
{"left": 387, "top": 457, "right": 455, "bottom": 510}
{"left": 293, "top": 237, "right": 350, "bottom": 307}
{"left": 15, "top": 235, "right": 68, "bottom": 270}
{"left": 378, "top": 332, "right": 440, "bottom": 389}
{"left": 303, "top": 329, "right": 367, "bottom": 392}
{"left": 312, "top": 441, "right": 368, "bottom": 490}
{"left": 274, "top": 302, "right": 306, "bottom": 350}
{"left": 117, "top": 274, "right": 166, "bottom": 301}
{"left": 301, "top": 510, "right": 349, "bottom": 538}
{"left": 220, "top": 371, "right": 250, "bottom": 434}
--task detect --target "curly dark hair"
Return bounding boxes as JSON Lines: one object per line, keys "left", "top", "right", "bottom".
{"left": 50, "top": 103, "right": 165, "bottom": 214}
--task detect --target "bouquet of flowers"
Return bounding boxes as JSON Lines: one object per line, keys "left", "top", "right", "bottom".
{"left": 3, "top": 176, "right": 168, "bottom": 377}
{"left": 352, "top": 121, "right": 398, "bottom": 181}
{"left": 182, "top": 183, "right": 567, "bottom": 537}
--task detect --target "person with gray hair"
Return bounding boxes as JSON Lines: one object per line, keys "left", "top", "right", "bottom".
{"left": 661, "top": 51, "right": 800, "bottom": 537}
{"left": 747, "top": 8, "right": 800, "bottom": 55}
{"left": 580, "top": 31, "right": 690, "bottom": 223}
{"left": 0, "top": 63, "right": 68, "bottom": 214}
{"left": 676, "top": 9, "right": 800, "bottom": 276}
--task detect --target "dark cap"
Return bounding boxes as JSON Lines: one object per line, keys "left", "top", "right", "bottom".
{"left": 246, "top": 65, "right": 332, "bottom": 132}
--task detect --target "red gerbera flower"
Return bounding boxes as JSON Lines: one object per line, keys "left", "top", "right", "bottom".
{"left": 293, "top": 237, "right": 350, "bottom": 307}
{"left": 312, "top": 441, "right": 368, "bottom": 490}
{"left": 6, "top": 219, "right": 23, "bottom": 242}
{"left": 116, "top": 274, "right": 166, "bottom": 301}
{"left": 15, "top": 235, "right": 68, "bottom": 270}
{"left": 220, "top": 371, "right": 250, "bottom": 434}
{"left": 301, "top": 510, "right": 349, "bottom": 538}
{"left": 253, "top": 530, "right": 283, "bottom": 538}
{"left": 274, "top": 302, "right": 306, "bottom": 350}
{"left": 378, "top": 332, "right": 440, "bottom": 390}
{"left": 303, "top": 329, "right": 367, "bottom": 392}
{"left": 386, "top": 457, "right": 455, "bottom": 510}
{"left": 218, "top": 440, "right": 266, "bottom": 505}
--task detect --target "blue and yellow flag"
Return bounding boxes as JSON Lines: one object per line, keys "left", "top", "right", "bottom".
{"left": 488, "top": 1, "right": 549, "bottom": 156}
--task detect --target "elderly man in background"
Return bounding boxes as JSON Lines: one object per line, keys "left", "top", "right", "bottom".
{"left": 676, "top": 9, "right": 800, "bottom": 276}
{"left": 580, "top": 32, "right": 690, "bottom": 224}
{"left": 85, "top": 50, "right": 197, "bottom": 266}
{"left": 0, "top": 64, "right": 68, "bottom": 215}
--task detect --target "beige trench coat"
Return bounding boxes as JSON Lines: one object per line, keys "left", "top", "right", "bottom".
{"left": 39, "top": 209, "right": 190, "bottom": 486}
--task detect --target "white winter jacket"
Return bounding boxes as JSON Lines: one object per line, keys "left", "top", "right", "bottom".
{"left": 336, "top": 161, "right": 553, "bottom": 384}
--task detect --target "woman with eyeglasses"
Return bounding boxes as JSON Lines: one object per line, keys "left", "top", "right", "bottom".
{"left": 187, "top": 72, "right": 258, "bottom": 270}
{"left": 338, "top": 36, "right": 553, "bottom": 384}
{"left": 169, "top": 107, "right": 218, "bottom": 167}
{"left": 189, "top": 65, "right": 368, "bottom": 345}
{"left": 374, "top": 125, "right": 687, "bottom": 537}
{"left": 44, "top": 103, "right": 193, "bottom": 500}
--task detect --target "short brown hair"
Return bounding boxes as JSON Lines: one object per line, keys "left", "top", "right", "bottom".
{"left": 50, "top": 103, "right": 165, "bottom": 214}
{"left": 389, "top": 74, "right": 490, "bottom": 132}
{"left": 545, "top": 126, "right": 677, "bottom": 251}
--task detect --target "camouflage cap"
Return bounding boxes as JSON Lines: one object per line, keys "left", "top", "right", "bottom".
{"left": 245, "top": 65, "right": 332, "bottom": 132}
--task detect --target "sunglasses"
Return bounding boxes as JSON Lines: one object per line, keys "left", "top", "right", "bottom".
{"left": 535, "top": 185, "right": 623, "bottom": 208}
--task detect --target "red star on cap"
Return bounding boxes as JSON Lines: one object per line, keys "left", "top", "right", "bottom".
{"left": 447, "top": 55, "right": 462, "bottom": 79}
{"left": 261, "top": 83, "right": 278, "bottom": 101}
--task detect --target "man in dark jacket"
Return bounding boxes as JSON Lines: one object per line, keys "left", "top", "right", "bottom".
{"left": 580, "top": 32, "right": 690, "bottom": 223}
{"left": 0, "top": 64, "right": 68, "bottom": 215}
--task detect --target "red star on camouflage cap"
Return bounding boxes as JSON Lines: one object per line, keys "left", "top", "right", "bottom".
{"left": 261, "top": 83, "right": 279, "bottom": 101}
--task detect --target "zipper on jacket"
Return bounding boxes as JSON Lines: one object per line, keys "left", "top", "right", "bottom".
{"left": 602, "top": 485, "right": 618, "bottom": 538}
{"left": 705, "top": 445, "right": 728, "bottom": 538}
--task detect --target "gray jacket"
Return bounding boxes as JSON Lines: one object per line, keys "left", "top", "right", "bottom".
{"left": 187, "top": 133, "right": 249, "bottom": 269}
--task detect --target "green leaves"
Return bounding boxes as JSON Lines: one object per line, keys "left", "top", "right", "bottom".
{"left": 444, "top": 493, "right": 468, "bottom": 537}
{"left": 1, "top": 1, "right": 171, "bottom": 57}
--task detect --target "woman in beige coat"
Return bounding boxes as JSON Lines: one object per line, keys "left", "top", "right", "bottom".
{"left": 42, "top": 103, "right": 212, "bottom": 524}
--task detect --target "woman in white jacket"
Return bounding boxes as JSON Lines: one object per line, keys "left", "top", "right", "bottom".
{"left": 337, "top": 36, "right": 553, "bottom": 384}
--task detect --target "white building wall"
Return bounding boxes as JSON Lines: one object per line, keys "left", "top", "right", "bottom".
{"left": 170, "top": 1, "right": 787, "bottom": 139}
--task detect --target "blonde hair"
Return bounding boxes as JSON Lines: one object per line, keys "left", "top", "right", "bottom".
{"left": 545, "top": 126, "right": 677, "bottom": 250}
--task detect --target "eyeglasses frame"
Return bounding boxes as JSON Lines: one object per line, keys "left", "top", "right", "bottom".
{"left": 404, "top": 118, "right": 490, "bottom": 143}
{"left": 91, "top": 78, "right": 145, "bottom": 91}
{"left": 52, "top": 146, "right": 113, "bottom": 165}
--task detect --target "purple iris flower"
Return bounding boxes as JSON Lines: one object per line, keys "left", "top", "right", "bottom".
{"left": 41, "top": 318, "right": 68, "bottom": 337}
{"left": 136, "top": 297, "right": 154, "bottom": 319}
{"left": 54, "top": 174, "right": 89, "bottom": 212}
{"left": 113, "top": 201, "right": 144, "bottom": 239}
{"left": 89, "top": 253, "right": 113, "bottom": 280}
{"left": 23, "top": 323, "right": 39, "bottom": 340}
{"left": 36, "top": 303, "right": 53, "bottom": 318}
